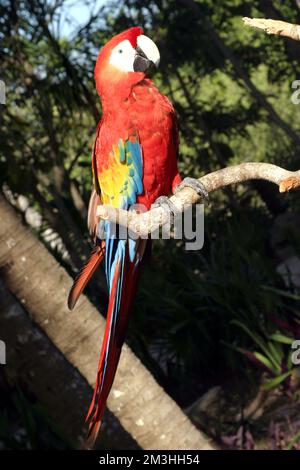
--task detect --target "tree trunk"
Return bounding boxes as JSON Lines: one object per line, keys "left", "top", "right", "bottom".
{"left": 0, "top": 281, "right": 138, "bottom": 450}
{"left": 0, "top": 195, "right": 215, "bottom": 450}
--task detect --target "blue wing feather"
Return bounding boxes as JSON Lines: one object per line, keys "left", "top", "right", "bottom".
{"left": 96, "top": 134, "right": 144, "bottom": 403}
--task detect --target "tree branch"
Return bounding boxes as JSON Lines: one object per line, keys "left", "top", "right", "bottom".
{"left": 97, "top": 163, "right": 300, "bottom": 237}
{"left": 243, "top": 17, "right": 300, "bottom": 41}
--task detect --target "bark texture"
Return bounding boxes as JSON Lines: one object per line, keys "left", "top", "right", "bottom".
{"left": 0, "top": 281, "right": 137, "bottom": 450}
{"left": 243, "top": 17, "right": 300, "bottom": 41}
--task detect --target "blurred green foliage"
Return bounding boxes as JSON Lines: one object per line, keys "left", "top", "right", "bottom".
{"left": 0, "top": 371, "right": 70, "bottom": 449}
{"left": 1, "top": 0, "right": 300, "bottom": 447}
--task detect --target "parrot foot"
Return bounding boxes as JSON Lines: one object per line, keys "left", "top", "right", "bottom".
{"left": 152, "top": 196, "right": 180, "bottom": 222}
{"left": 175, "top": 177, "right": 209, "bottom": 203}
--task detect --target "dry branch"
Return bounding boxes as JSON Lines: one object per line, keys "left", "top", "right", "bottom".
{"left": 243, "top": 17, "right": 300, "bottom": 41}
{"left": 97, "top": 163, "right": 300, "bottom": 237}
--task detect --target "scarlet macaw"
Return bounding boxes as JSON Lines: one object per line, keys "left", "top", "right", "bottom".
{"left": 68, "top": 26, "right": 207, "bottom": 446}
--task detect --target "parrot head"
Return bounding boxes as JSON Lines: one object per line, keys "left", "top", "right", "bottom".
{"left": 94, "top": 27, "right": 160, "bottom": 101}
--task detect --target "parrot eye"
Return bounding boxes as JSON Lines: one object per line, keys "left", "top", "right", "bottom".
{"left": 109, "top": 39, "right": 136, "bottom": 72}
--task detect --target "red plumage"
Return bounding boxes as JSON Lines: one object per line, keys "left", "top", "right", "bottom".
{"left": 68, "top": 243, "right": 105, "bottom": 310}
{"left": 95, "top": 78, "right": 181, "bottom": 209}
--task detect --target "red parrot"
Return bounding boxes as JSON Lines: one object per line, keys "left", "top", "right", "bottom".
{"left": 68, "top": 26, "right": 207, "bottom": 446}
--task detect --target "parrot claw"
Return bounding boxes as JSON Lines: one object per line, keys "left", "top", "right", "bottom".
{"left": 175, "top": 177, "right": 209, "bottom": 203}
{"left": 152, "top": 195, "right": 180, "bottom": 222}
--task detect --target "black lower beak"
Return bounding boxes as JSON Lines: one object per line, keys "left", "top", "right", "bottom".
{"left": 133, "top": 47, "right": 156, "bottom": 75}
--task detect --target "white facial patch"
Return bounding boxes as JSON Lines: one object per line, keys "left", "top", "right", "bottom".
{"left": 137, "top": 35, "right": 160, "bottom": 67}
{"left": 109, "top": 39, "right": 136, "bottom": 72}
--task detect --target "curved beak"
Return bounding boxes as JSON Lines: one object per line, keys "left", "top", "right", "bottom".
{"left": 133, "top": 34, "right": 160, "bottom": 75}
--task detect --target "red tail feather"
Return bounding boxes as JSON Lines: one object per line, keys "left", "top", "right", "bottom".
{"left": 85, "top": 241, "right": 146, "bottom": 446}
{"left": 68, "top": 242, "right": 105, "bottom": 310}
{"left": 85, "top": 259, "right": 122, "bottom": 446}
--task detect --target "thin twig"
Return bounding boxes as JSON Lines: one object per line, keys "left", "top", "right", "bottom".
{"left": 243, "top": 17, "right": 300, "bottom": 41}
{"left": 96, "top": 162, "right": 300, "bottom": 237}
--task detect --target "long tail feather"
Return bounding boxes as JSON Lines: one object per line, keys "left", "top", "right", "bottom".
{"left": 68, "top": 242, "right": 105, "bottom": 310}
{"left": 85, "top": 234, "right": 147, "bottom": 447}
